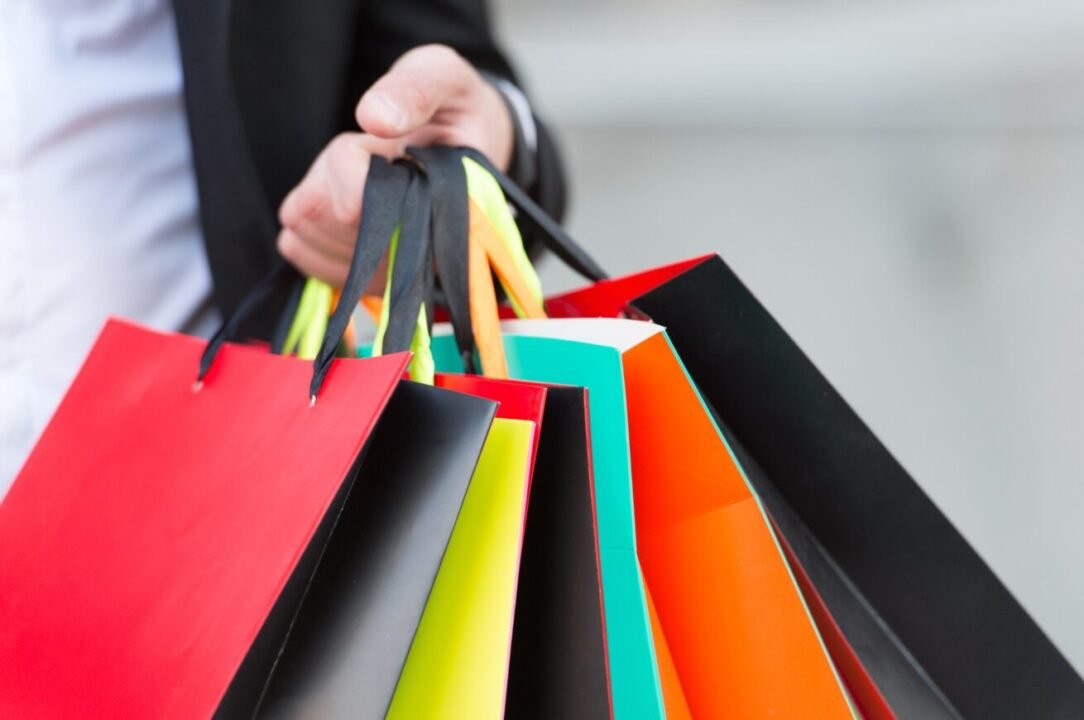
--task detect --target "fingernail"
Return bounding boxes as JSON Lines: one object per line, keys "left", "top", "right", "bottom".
{"left": 366, "top": 92, "right": 405, "bottom": 131}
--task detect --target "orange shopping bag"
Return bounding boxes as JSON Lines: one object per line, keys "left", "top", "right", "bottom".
{"left": 481, "top": 319, "right": 854, "bottom": 719}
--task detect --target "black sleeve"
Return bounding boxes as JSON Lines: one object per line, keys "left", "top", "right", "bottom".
{"left": 349, "top": 0, "right": 567, "bottom": 225}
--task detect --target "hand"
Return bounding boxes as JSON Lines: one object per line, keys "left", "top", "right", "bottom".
{"left": 277, "top": 44, "right": 515, "bottom": 286}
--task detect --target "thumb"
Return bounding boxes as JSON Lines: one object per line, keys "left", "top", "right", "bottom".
{"left": 355, "top": 44, "right": 475, "bottom": 138}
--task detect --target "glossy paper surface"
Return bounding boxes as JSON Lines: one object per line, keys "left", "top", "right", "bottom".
{"left": 505, "top": 386, "right": 613, "bottom": 719}
{"left": 439, "top": 317, "right": 853, "bottom": 718}
{"left": 434, "top": 332, "right": 665, "bottom": 719}
{"left": 0, "top": 319, "right": 408, "bottom": 719}
{"left": 623, "top": 331, "right": 851, "bottom": 718}
{"left": 543, "top": 255, "right": 708, "bottom": 320}
{"left": 435, "top": 375, "right": 612, "bottom": 717}
{"left": 253, "top": 383, "right": 496, "bottom": 719}
{"left": 635, "top": 256, "right": 1084, "bottom": 719}
{"left": 546, "top": 258, "right": 892, "bottom": 717}
{"left": 552, "top": 255, "right": 1084, "bottom": 719}
{"left": 435, "top": 373, "right": 546, "bottom": 472}
{"left": 387, "top": 418, "right": 536, "bottom": 719}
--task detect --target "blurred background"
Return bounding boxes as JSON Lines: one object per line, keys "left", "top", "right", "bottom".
{"left": 492, "top": 0, "right": 1084, "bottom": 674}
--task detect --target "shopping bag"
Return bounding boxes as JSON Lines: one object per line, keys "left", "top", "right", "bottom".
{"left": 503, "top": 384, "right": 612, "bottom": 719}
{"left": 433, "top": 325, "right": 666, "bottom": 717}
{"left": 384, "top": 378, "right": 542, "bottom": 718}
{"left": 0, "top": 318, "right": 408, "bottom": 718}
{"left": 249, "top": 381, "right": 497, "bottom": 719}
{"left": 434, "top": 375, "right": 613, "bottom": 718}
{"left": 435, "top": 373, "right": 546, "bottom": 468}
{"left": 546, "top": 254, "right": 1084, "bottom": 720}
{"left": 437, "top": 319, "right": 853, "bottom": 718}
{"left": 258, "top": 143, "right": 609, "bottom": 716}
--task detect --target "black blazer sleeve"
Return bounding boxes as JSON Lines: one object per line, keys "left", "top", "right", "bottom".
{"left": 178, "top": 0, "right": 566, "bottom": 338}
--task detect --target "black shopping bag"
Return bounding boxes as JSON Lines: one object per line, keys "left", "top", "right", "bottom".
{"left": 547, "top": 254, "right": 1084, "bottom": 720}
{"left": 505, "top": 385, "right": 612, "bottom": 719}
{"left": 250, "top": 382, "right": 496, "bottom": 719}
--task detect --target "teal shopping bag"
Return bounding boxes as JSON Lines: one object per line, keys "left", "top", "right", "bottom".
{"left": 432, "top": 328, "right": 666, "bottom": 719}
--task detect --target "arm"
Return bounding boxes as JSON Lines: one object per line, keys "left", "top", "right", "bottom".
{"left": 353, "top": 0, "right": 564, "bottom": 216}
{"left": 277, "top": 1, "right": 565, "bottom": 285}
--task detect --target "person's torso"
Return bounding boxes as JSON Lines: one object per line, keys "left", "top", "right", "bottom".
{"left": 0, "top": 0, "right": 215, "bottom": 490}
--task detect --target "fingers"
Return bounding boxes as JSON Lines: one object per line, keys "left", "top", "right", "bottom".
{"left": 356, "top": 43, "right": 514, "bottom": 167}
{"left": 278, "top": 133, "right": 371, "bottom": 286}
{"left": 355, "top": 44, "right": 475, "bottom": 139}
{"left": 277, "top": 228, "right": 349, "bottom": 287}
{"left": 280, "top": 39, "right": 519, "bottom": 286}
{"left": 281, "top": 134, "right": 369, "bottom": 230}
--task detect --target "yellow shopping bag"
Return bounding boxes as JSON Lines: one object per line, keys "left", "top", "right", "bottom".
{"left": 385, "top": 417, "right": 536, "bottom": 719}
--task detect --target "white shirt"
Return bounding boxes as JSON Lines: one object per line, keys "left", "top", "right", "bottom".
{"left": 0, "top": 0, "right": 215, "bottom": 493}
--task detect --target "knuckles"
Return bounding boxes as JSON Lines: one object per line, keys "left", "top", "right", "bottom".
{"left": 397, "top": 81, "right": 435, "bottom": 123}
{"left": 326, "top": 134, "right": 366, "bottom": 225}
{"left": 329, "top": 198, "right": 360, "bottom": 227}
{"left": 287, "top": 184, "right": 324, "bottom": 225}
{"left": 281, "top": 134, "right": 365, "bottom": 230}
{"left": 280, "top": 43, "right": 487, "bottom": 260}
{"left": 276, "top": 230, "right": 299, "bottom": 261}
{"left": 406, "top": 43, "right": 465, "bottom": 71}
{"left": 327, "top": 132, "right": 361, "bottom": 158}
{"left": 400, "top": 44, "right": 475, "bottom": 100}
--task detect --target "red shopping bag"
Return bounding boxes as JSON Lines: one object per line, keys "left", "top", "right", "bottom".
{"left": 0, "top": 319, "right": 408, "bottom": 719}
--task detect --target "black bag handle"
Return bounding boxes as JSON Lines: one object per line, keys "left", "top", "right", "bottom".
{"left": 269, "top": 277, "right": 305, "bottom": 355}
{"left": 407, "top": 145, "right": 608, "bottom": 371}
{"left": 407, "top": 146, "right": 475, "bottom": 373}
{"left": 197, "top": 261, "right": 298, "bottom": 384}
{"left": 199, "top": 144, "right": 607, "bottom": 395}
{"left": 458, "top": 146, "right": 608, "bottom": 283}
{"left": 310, "top": 156, "right": 411, "bottom": 400}
{"left": 198, "top": 156, "right": 413, "bottom": 400}
{"left": 381, "top": 164, "right": 432, "bottom": 354}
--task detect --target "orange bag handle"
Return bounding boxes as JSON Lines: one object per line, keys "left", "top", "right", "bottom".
{"left": 468, "top": 231, "right": 509, "bottom": 378}
{"left": 468, "top": 198, "right": 546, "bottom": 321}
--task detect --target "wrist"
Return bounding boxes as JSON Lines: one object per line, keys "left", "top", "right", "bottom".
{"left": 470, "top": 77, "right": 514, "bottom": 172}
{"left": 478, "top": 72, "right": 536, "bottom": 188}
